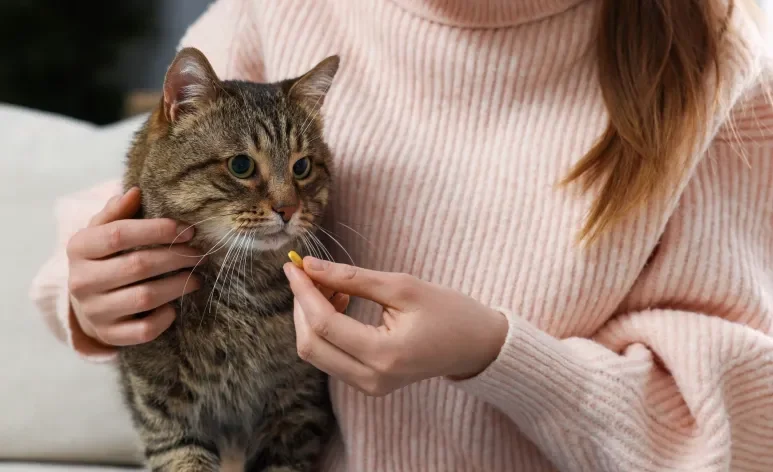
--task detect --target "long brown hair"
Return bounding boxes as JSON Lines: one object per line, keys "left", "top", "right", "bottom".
{"left": 564, "top": 0, "right": 737, "bottom": 242}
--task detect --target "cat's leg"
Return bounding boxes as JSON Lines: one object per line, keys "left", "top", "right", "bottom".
{"left": 123, "top": 377, "right": 219, "bottom": 472}
{"left": 143, "top": 436, "right": 220, "bottom": 472}
{"left": 141, "top": 432, "right": 220, "bottom": 472}
{"left": 250, "top": 390, "right": 335, "bottom": 472}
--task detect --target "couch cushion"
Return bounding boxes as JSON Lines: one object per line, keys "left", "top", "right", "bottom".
{"left": 0, "top": 105, "right": 145, "bottom": 465}
{"left": 0, "top": 462, "right": 142, "bottom": 472}
{"left": 0, "top": 463, "right": 140, "bottom": 472}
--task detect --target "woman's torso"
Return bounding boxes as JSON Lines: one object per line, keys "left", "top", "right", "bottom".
{"left": 201, "top": 0, "right": 734, "bottom": 469}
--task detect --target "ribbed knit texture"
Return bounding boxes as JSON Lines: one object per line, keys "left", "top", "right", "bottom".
{"left": 29, "top": 1, "right": 773, "bottom": 470}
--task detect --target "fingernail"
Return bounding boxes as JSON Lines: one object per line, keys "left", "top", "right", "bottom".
{"left": 177, "top": 224, "right": 195, "bottom": 241}
{"left": 304, "top": 257, "right": 328, "bottom": 271}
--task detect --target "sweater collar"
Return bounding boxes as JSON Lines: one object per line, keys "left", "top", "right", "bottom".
{"left": 388, "top": 0, "right": 589, "bottom": 28}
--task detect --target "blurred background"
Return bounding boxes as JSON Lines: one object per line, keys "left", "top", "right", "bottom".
{"left": 0, "top": 0, "right": 211, "bottom": 125}
{"left": 0, "top": 0, "right": 771, "bottom": 126}
{"left": 0, "top": 0, "right": 771, "bottom": 467}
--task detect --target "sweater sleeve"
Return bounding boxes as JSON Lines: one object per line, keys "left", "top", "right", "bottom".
{"left": 454, "top": 89, "right": 773, "bottom": 470}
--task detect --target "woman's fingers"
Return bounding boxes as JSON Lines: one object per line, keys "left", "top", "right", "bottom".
{"left": 68, "top": 218, "right": 195, "bottom": 260}
{"left": 331, "top": 292, "right": 350, "bottom": 313}
{"left": 317, "top": 286, "right": 350, "bottom": 313}
{"left": 70, "top": 245, "right": 205, "bottom": 295}
{"left": 293, "top": 300, "right": 377, "bottom": 392}
{"left": 85, "top": 271, "right": 201, "bottom": 322}
{"left": 318, "top": 285, "right": 336, "bottom": 300}
{"left": 300, "top": 257, "right": 409, "bottom": 307}
{"left": 95, "top": 304, "right": 177, "bottom": 346}
{"left": 286, "top": 263, "right": 380, "bottom": 361}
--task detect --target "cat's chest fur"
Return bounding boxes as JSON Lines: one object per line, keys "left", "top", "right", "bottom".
{"left": 118, "top": 257, "right": 321, "bottom": 449}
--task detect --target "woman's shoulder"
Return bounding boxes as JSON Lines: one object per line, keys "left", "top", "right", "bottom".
{"left": 712, "top": 2, "right": 773, "bottom": 144}
{"left": 716, "top": 2, "right": 769, "bottom": 87}
{"left": 714, "top": 74, "right": 773, "bottom": 145}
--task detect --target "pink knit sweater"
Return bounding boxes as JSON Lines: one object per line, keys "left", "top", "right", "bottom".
{"left": 29, "top": 0, "right": 773, "bottom": 470}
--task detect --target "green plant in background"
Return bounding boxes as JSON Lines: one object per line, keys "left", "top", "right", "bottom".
{"left": 0, "top": 0, "right": 158, "bottom": 125}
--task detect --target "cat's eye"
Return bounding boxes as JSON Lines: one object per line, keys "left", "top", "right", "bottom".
{"left": 292, "top": 157, "right": 312, "bottom": 180}
{"left": 228, "top": 155, "right": 255, "bottom": 179}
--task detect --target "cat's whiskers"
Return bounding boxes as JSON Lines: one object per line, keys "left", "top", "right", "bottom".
{"left": 240, "top": 230, "right": 253, "bottom": 283}
{"left": 248, "top": 229, "right": 256, "bottom": 281}
{"left": 166, "top": 212, "right": 242, "bottom": 257}
{"left": 200, "top": 232, "right": 236, "bottom": 330}
{"left": 310, "top": 231, "right": 332, "bottom": 262}
{"left": 169, "top": 215, "right": 220, "bottom": 248}
{"left": 335, "top": 222, "right": 374, "bottom": 247}
{"left": 305, "top": 229, "right": 335, "bottom": 263}
{"left": 178, "top": 227, "right": 238, "bottom": 323}
{"left": 300, "top": 231, "right": 322, "bottom": 261}
{"left": 241, "top": 231, "right": 256, "bottom": 317}
{"left": 214, "top": 233, "right": 247, "bottom": 329}
{"left": 312, "top": 223, "right": 355, "bottom": 266}
{"left": 221, "top": 233, "right": 249, "bottom": 361}
{"left": 301, "top": 233, "right": 317, "bottom": 257}
{"left": 230, "top": 230, "right": 255, "bottom": 362}
{"left": 304, "top": 228, "right": 352, "bottom": 316}
{"left": 225, "top": 233, "right": 250, "bottom": 308}
{"left": 226, "top": 234, "right": 245, "bottom": 303}
{"left": 223, "top": 233, "right": 249, "bottom": 313}
{"left": 225, "top": 229, "right": 256, "bottom": 312}
{"left": 204, "top": 229, "right": 243, "bottom": 321}
{"left": 232, "top": 232, "right": 251, "bottom": 336}
{"left": 200, "top": 226, "right": 239, "bottom": 257}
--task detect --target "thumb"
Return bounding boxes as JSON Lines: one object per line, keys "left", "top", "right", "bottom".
{"left": 301, "top": 257, "right": 398, "bottom": 307}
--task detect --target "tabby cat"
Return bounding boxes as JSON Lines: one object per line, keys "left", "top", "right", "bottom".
{"left": 118, "top": 47, "right": 339, "bottom": 472}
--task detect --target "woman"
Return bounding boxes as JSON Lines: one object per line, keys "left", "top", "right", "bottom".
{"left": 30, "top": 0, "right": 773, "bottom": 470}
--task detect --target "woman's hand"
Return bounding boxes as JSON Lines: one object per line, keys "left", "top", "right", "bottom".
{"left": 66, "top": 187, "right": 204, "bottom": 347}
{"left": 284, "top": 257, "right": 509, "bottom": 396}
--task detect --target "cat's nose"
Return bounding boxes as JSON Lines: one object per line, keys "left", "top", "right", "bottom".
{"left": 272, "top": 204, "right": 298, "bottom": 223}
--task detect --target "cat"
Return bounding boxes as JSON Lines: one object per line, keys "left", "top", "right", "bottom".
{"left": 117, "top": 47, "right": 340, "bottom": 472}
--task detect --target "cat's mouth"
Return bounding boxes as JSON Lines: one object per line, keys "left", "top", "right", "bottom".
{"left": 236, "top": 222, "right": 292, "bottom": 238}
{"left": 231, "top": 224, "right": 297, "bottom": 252}
{"left": 200, "top": 214, "right": 305, "bottom": 254}
{"left": 250, "top": 232, "right": 292, "bottom": 251}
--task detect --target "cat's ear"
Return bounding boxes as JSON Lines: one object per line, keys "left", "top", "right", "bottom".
{"left": 162, "top": 47, "right": 219, "bottom": 122}
{"left": 286, "top": 55, "right": 340, "bottom": 112}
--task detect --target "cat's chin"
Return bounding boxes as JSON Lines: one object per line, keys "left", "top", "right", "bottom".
{"left": 249, "top": 233, "right": 293, "bottom": 252}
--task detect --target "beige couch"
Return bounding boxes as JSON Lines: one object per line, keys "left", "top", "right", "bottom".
{"left": 0, "top": 105, "right": 146, "bottom": 470}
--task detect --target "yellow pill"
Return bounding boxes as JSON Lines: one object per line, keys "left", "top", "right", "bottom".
{"left": 288, "top": 250, "right": 303, "bottom": 269}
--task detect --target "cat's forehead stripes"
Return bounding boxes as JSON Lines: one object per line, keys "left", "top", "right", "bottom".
{"left": 249, "top": 109, "right": 302, "bottom": 153}
{"left": 253, "top": 118, "right": 275, "bottom": 148}
{"left": 290, "top": 117, "right": 305, "bottom": 153}
{"left": 240, "top": 138, "right": 269, "bottom": 186}
{"left": 284, "top": 116, "right": 294, "bottom": 151}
